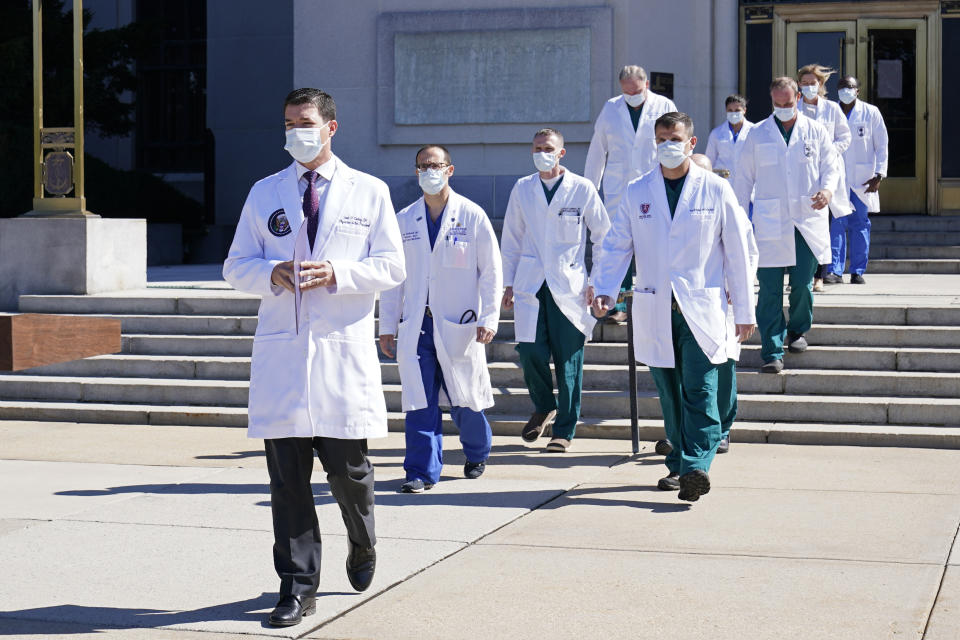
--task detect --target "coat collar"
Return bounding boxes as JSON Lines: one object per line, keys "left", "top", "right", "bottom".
{"left": 649, "top": 162, "right": 704, "bottom": 225}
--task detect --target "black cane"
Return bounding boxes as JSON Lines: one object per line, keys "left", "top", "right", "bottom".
{"left": 625, "top": 261, "right": 639, "bottom": 455}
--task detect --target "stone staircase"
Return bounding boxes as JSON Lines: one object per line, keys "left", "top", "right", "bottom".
{"left": 1, "top": 214, "right": 959, "bottom": 447}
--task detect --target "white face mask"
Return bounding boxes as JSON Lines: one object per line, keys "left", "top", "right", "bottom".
{"left": 657, "top": 140, "right": 690, "bottom": 170}
{"left": 800, "top": 84, "right": 820, "bottom": 100}
{"left": 726, "top": 111, "right": 744, "bottom": 125}
{"left": 838, "top": 88, "right": 858, "bottom": 104}
{"left": 623, "top": 92, "right": 646, "bottom": 108}
{"left": 284, "top": 126, "right": 328, "bottom": 164}
{"left": 533, "top": 151, "right": 560, "bottom": 173}
{"left": 418, "top": 168, "right": 447, "bottom": 196}
{"left": 773, "top": 105, "right": 797, "bottom": 122}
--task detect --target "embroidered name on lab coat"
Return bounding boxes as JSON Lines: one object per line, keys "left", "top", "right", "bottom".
{"left": 689, "top": 207, "right": 716, "bottom": 219}
{"left": 338, "top": 215, "right": 371, "bottom": 234}
{"left": 402, "top": 231, "right": 421, "bottom": 243}
{"left": 559, "top": 207, "right": 582, "bottom": 217}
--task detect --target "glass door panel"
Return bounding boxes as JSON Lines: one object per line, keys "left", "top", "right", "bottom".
{"left": 786, "top": 21, "right": 856, "bottom": 100}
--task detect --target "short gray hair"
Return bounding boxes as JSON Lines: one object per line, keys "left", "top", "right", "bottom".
{"left": 770, "top": 76, "right": 799, "bottom": 94}
{"left": 619, "top": 65, "right": 647, "bottom": 82}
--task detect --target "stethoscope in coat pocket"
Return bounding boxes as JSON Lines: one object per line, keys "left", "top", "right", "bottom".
{"left": 459, "top": 309, "right": 477, "bottom": 324}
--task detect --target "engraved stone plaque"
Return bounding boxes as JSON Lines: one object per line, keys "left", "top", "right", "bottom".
{"left": 394, "top": 28, "right": 591, "bottom": 125}
{"left": 43, "top": 151, "right": 74, "bottom": 196}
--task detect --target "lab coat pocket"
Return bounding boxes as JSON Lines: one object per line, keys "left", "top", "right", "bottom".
{"left": 753, "top": 199, "right": 782, "bottom": 242}
{"left": 684, "top": 287, "right": 725, "bottom": 354}
{"left": 758, "top": 143, "right": 780, "bottom": 167}
{"left": 558, "top": 215, "right": 582, "bottom": 243}
{"left": 438, "top": 317, "right": 477, "bottom": 359}
{"left": 443, "top": 239, "right": 470, "bottom": 269}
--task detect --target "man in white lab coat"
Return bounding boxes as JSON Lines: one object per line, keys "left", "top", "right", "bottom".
{"left": 501, "top": 128, "right": 611, "bottom": 453}
{"left": 827, "top": 75, "right": 889, "bottom": 284}
{"left": 223, "top": 88, "right": 405, "bottom": 627}
{"left": 705, "top": 94, "right": 756, "bottom": 183}
{"left": 584, "top": 65, "right": 678, "bottom": 322}
{"left": 733, "top": 77, "right": 841, "bottom": 374}
{"left": 593, "top": 113, "right": 756, "bottom": 501}
{"left": 379, "top": 144, "right": 502, "bottom": 493}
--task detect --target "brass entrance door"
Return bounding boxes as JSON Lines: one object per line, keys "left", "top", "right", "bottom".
{"left": 785, "top": 18, "right": 927, "bottom": 213}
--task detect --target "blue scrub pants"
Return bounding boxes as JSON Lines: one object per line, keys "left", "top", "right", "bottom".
{"left": 649, "top": 309, "right": 723, "bottom": 475}
{"left": 404, "top": 314, "right": 492, "bottom": 485}
{"left": 830, "top": 191, "right": 871, "bottom": 276}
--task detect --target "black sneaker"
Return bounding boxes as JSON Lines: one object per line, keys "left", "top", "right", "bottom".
{"left": 657, "top": 472, "right": 680, "bottom": 491}
{"left": 760, "top": 359, "right": 784, "bottom": 374}
{"left": 823, "top": 273, "right": 843, "bottom": 284}
{"left": 678, "top": 470, "right": 711, "bottom": 502}
{"left": 717, "top": 435, "right": 730, "bottom": 454}
{"left": 850, "top": 274, "right": 865, "bottom": 284}
{"left": 399, "top": 478, "right": 434, "bottom": 493}
{"left": 654, "top": 439, "right": 673, "bottom": 456}
{"left": 521, "top": 410, "right": 557, "bottom": 442}
{"left": 786, "top": 332, "right": 808, "bottom": 353}
{"left": 464, "top": 461, "right": 486, "bottom": 479}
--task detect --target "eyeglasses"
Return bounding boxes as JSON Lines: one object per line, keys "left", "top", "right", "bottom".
{"left": 416, "top": 162, "right": 449, "bottom": 172}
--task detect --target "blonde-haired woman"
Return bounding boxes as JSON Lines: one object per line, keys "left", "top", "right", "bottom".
{"left": 798, "top": 64, "right": 853, "bottom": 290}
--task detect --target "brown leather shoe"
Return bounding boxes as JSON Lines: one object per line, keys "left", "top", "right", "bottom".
{"left": 521, "top": 410, "right": 556, "bottom": 442}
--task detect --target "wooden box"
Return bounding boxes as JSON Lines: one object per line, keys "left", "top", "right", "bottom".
{"left": 0, "top": 313, "right": 122, "bottom": 372}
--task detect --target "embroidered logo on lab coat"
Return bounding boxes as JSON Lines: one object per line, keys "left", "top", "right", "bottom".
{"left": 267, "top": 209, "right": 291, "bottom": 236}
{"left": 857, "top": 126, "right": 866, "bottom": 137}
{"left": 638, "top": 203, "right": 652, "bottom": 219}
{"left": 803, "top": 142, "right": 814, "bottom": 158}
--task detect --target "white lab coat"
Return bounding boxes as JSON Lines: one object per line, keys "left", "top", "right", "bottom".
{"left": 843, "top": 99, "right": 889, "bottom": 213}
{"left": 733, "top": 114, "right": 841, "bottom": 268}
{"left": 801, "top": 98, "right": 854, "bottom": 218}
{"left": 584, "top": 91, "right": 678, "bottom": 210}
{"left": 501, "top": 169, "right": 611, "bottom": 343}
{"left": 705, "top": 120, "right": 756, "bottom": 179}
{"left": 379, "top": 190, "right": 502, "bottom": 413}
{"left": 223, "top": 157, "right": 405, "bottom": 440}
{"left": 594, "top": 163, "right": 756, "bottom": 367}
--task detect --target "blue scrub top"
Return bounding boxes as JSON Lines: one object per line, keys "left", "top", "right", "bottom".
{"left": 426, "top": 205, "right": 445, "bottom": 249}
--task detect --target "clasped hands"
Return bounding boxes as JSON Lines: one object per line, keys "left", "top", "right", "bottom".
{"left": 271, "top": 260, "right": 336, "bottom": 293}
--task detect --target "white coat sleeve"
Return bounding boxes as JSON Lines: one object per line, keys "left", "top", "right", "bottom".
{"left": 818, "top": 127, "right": 841, "bottom": 197}
{"left": 500, "top": 185, "right": 525, "bottom": 288}
{"left": 585, "top": 188, "right": 611, "bottom": 287}
{"left": 718, "top": 182, "right": 757, "bottom": 325}
{"left": 583, "top": 111, "right": 608, "bottom": 189}
{"left": 223, "top": 190, "right": 285, "bottom": 297}
{"left": 732, "top": 134, "right": 756, "bottom": 210}
{"left": 593, "top": 190, "right": 636, "bottom": 302}
{"left": 328, "top": 186, "right": 406, "bottom": 295}
{"left": 666, "top": 99, "right": 678, "bottom": 112}
{"left": 832, "top": 106, "right": 852, "bottom": 154}
{"left": 476, "top": 213, "right": 503, "bottom": 334}
{"left": 872, "top": 107, "right": 890, "bottom": 177}
{"left": 705, "top": 130, "right": 720, "bottom": 167}
{"left": 378, "top": 280, "right": 403, "bottom": 337}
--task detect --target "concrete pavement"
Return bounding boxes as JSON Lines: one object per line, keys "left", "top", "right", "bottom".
{"left": 1, "top": 420, "right": 959, "bottom": 638}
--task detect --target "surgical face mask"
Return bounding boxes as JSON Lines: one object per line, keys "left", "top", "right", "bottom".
{"left": 800, "top": 84, "right": 820, "bottom": 100}
{"left": 623, "top": 91, "right": 646, "bottom": 108}
{"left": 657, "top": 140, "right": 690, "bottom": 170}
{"left": 418, "top": 168, "right": 447, "bottom": 196}
{"left": 773, "top": 105, "right": 797, "bottom": 122}
{"left": 838, "top": 88, "right": 858, "bottom": 104}
{"left": 284, "top": 126, "right": 328, "bottom": 164}
{"left": 726, "top": 110, "right": 744, "bottom": 125}
{"left": 533, "top": 151, "right": 560, "bottom": 172}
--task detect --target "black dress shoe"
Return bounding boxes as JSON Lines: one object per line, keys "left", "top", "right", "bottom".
{"left": 268, "top": 594, "right": 315, "bottom": 627}
{"left": 346, "top": 542, "right": 376, "bottom": 592}
{"left": 823, "top": 273, "right": 843, "bottom": 284}
{"left": 678, "top": 470, "right": 711, "bottom": 502}
{"left": 760, "top": 359, "right": 784, "bottom": 374}
{"left": 654, "top": 439, "right": 673, "bottom": 456}
{"left": 464, "top": 461, "right": 486, "bottom": 479}
{"left": 657, "top": 472, "right": 680, "bottom": 491}
{"left": 850, "top": 274, "right": 865, "bottom": 284}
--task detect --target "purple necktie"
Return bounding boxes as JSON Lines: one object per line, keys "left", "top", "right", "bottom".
{"left": 303, "top": 171, "right": 319, "bottom": 250}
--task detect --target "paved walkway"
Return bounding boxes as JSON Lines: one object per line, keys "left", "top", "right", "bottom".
{"left": 1, "top": 420, "right": 958, "bottom": 639}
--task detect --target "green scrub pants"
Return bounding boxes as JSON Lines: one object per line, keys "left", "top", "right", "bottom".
{"left": 516, "top": 283, "right": 586, "bottom": 440}
{"left": 649, "top": 309, "right": 723, "bottom": 475}
{"left": 718, "top": 358, "right": 737, "bottom": 437}
{"left": 756, "top": 228, "right": 818, "bottom": 363}
{"left": 612, "top": 264, "right": 634, "bottom": 314}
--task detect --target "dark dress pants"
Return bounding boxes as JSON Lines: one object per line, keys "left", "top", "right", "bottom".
{"left": 265, "top": 436, "right": 375, "bottom": 597}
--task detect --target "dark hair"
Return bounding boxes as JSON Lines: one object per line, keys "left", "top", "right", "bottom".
{"left": 654, "top": 112, "right": 694, "bottom": 137}
{"left": 415, "top": 144, "right": 452, "bottom": 166}
{"left": 725, "top": 94, "right": 748, "bottom": 109}
{"left": 533, "top": 127, "right": 564, "bottom": 147}
{"left": 283, "top": 88, "right": 336, "bottom": 122}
